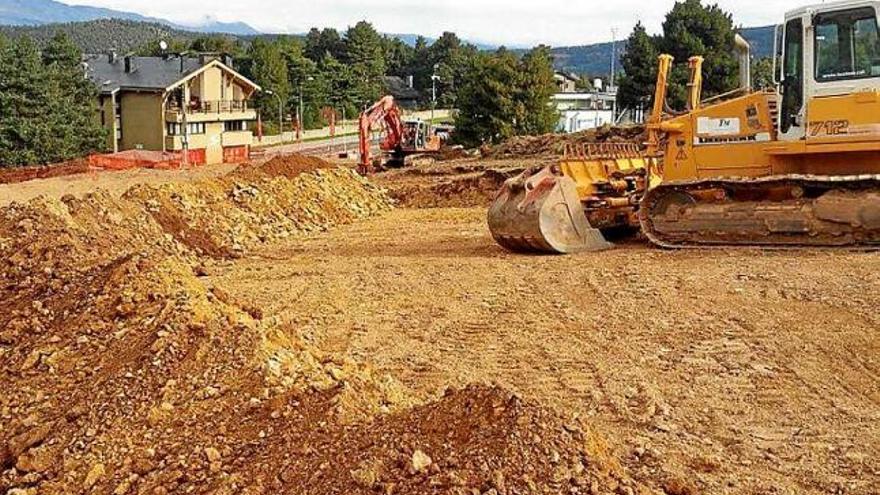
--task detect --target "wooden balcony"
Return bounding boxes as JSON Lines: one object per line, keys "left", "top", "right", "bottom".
{"left": 165, "top": 100, "right": 257, "bottom": 123}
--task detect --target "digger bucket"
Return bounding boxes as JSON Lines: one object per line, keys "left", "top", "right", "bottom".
{"left": 487, "top": 166, "right": 612, "bottom": 254}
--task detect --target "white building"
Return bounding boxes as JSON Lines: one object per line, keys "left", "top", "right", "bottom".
{"left": 552, "top": 90, "right": 618, "bottom": 133}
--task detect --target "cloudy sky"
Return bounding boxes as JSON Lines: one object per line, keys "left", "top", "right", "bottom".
{"left": 63, "top": 0, "right": 807, "bottom": 46}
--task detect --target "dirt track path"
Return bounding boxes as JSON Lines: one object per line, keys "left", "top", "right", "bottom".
{"left": 210, "top": 207, "right": 880, "bottom": 495}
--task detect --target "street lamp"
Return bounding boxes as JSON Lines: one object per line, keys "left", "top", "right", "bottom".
{"left": 264, "top": 89, "right": 283, "bottom": 143}
{"left": 298, "top": 76, "right": 315, "bottom": 141}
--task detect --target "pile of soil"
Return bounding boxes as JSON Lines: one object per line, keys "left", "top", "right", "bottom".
{"left": 385, "top": 168, "right": 514, "bottom": 209}
{"left": 0, "top": 154, "right": 646, "bottom": 494}
{"left": 482, "top": 125, "right": 647, "bottom": 159}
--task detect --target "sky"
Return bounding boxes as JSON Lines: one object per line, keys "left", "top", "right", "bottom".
{"left": 62, "top": 0, "right": 809, "bottom": 47}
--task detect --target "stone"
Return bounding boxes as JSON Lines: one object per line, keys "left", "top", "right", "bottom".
{"left": 411, "top": 450, "right": 433, "bottom": 474}
{"left": 84, "top": 462, "right": 106, "bottom": 489}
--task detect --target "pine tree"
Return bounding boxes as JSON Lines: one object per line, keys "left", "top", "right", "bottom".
{"left": 517, "top": 46, "right": 559, "bottom": 135}
{"left": 0, "top": 37, "right": 55, "bottom": 166}
{"left": 42, "top": 32, "right": 107, "bottom": 160}
{"left": 343, "top": 21, "right": 386, "bottom": 106}
{"left": 659, "top": 0, "right": 739, "bottom": 108}
{"left": 616, "top": 22, "right": 658, "bottom": 111}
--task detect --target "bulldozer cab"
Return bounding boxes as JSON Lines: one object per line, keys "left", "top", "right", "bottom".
{"left": 779, "top": 1, "right": 880, "bottom": 141}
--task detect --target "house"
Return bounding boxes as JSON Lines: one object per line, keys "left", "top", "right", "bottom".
{"left": 382, "top": 76, "right": 421, "bottom": 109}
{"left": 86, "top": 53, "right": 261, "bottom": 165}
{"left": 553, "top": 72, "right": 580, "bottom": 94}
{"left": 552, "top": 88, "right": 618, "bottom": 133}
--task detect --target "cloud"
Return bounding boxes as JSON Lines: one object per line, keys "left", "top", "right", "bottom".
{"left": 62, "top": 0, "right": 806, "bottom": 46}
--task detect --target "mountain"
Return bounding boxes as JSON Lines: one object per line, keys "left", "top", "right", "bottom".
{"left": 0, "top": 19, "right": 210, "bottom": 53}
{"left": 547, "top": 25, "right": 776, "bottom": 76}
{"left": 0, "top": 0, "right": 259, "bottom": 35}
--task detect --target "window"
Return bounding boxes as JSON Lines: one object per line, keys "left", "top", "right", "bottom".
{"left": 224, "top": 120, "right": 247, "bottom": 132}
{"left": 815, "top": 7, "right": 880, "bottom": 81}
{"left": 166, "top": 122, "right": 206, "bottom": 135}
{"left": 781, "top": 17, "right": 804, "bottom": 133}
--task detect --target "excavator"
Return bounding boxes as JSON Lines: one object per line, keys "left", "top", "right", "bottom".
{"left": 357, "top": 95, "right": 442, "bottom": 175}
{"left": 489, "top": 0, "right": 880, "bottom": 253}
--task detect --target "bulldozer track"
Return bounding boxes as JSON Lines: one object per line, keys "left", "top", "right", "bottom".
{"left": 640, "top": 174, "right": 880, "bottom": 249}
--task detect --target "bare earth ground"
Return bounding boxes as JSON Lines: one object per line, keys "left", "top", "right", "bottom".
{"left": 209, "top": 207, "right": 880, "bottom": 495}
{"left": 3, "top": 156, "right": 879, "bottom": 494}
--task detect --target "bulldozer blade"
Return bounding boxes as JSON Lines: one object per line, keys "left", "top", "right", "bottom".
{"left": 487, "top": 166, "right": 612, "bottom": 254}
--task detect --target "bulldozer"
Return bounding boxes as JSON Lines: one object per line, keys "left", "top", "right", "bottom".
{"left": 489, "top": 0, "right": 880, "bottom": 253}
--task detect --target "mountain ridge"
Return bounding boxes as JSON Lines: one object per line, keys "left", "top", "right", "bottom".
{"left": 0, "top": 0, "right": 259, "bottom": 35}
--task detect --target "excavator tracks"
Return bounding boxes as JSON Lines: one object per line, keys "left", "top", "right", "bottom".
{"left": 640, "top": 174, "right": 880, "bottom": 249}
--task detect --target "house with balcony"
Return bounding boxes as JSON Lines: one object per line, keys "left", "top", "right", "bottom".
{"left": 86, "top": 53, "right": 260, "bottom": 164}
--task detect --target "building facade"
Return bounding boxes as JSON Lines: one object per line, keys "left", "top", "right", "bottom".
{"left": 87, "top": 54, "right": 260, "bottom": 165}
{"left": 552, "top": 91, "right": 618, "bottom": 133}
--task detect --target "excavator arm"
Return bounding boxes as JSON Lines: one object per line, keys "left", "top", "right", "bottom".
{"left": 358, "top": 96, "right": 404, "bottom": 175}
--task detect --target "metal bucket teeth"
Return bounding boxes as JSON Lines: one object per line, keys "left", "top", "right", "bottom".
{"left": 487, "top": 166, "right": 612, "bottom": 254}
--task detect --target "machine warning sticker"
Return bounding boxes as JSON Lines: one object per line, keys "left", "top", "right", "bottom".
{"left": 697, "top": 117, "right": 741, "bottom": 135}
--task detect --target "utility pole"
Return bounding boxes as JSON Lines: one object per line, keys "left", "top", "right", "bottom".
{"left": 610, "top": 27, "right": 618, "bottom": 123}
{"left": 431, "top": 64, "right": 440, "bottom": 131}
{"left": 610, "top": 28, "right": 618, "bottom": 90}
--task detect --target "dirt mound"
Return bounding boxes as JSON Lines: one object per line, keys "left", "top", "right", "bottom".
{"left": 231, "top": 154, "right": 335, "bottom": 181}
{"left": 482, "top": 125, "right": 647, "bottom": 159}
{"left": 239, "top": 385, "right": 635, "bottom": 495}
{"left": 0, "top": 155, "right": 645, "bottom": 494}
{"left": 387, "top": 168, "right": 513, "bottom": 208}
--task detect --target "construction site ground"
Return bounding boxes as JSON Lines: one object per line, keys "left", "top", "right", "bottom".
{"left": 2, "top": 149, "right": 878, "bottom": 495}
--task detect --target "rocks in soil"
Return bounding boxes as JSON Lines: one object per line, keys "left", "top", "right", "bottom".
{"left": 0, "top": 153, "right": 646, "bottom": 494}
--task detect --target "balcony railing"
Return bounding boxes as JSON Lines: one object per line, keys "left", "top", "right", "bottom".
{"left": 167, "top": 100, "right": 253, "bottom": 114}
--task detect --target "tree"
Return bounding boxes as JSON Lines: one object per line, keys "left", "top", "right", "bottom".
{"left": 455, "top": 47, "right": 558, "bottom": 147}
{"left": 248, "top": 38, "right": 290, "bottom": 133}
{"left": 42, "top": 32, "right": 106, "bottom": 159}
{"left": 616, "top": 22, "right": 658, "bottom": 111}
{"left": 343, "top": 21, "right": 386, "bottom": 106}
{"left": 305, "top": 28, "right": 344, "bottom": 62}
{"left": 751, "top": 56, "right": 774, "bottom": 90}
{"left": 658, "top": 0, "right": 739, "bottom": 108}
{"left": 616, "top": 0, "right": 741, "bottom": 111}
{"left": 516, "top": 46, "right": 559, "bottom": 135}
{"left": 0, "top": 37, "right": 55, "bottom": 165}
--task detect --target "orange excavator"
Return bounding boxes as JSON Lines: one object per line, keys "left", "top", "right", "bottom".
{"left": 357, "top": 95, "right": 441, "bottom": 174}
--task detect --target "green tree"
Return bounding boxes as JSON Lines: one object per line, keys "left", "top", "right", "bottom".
{"left": 517, "top": 45, "right": 559, "bottom": 135}
{"left": 616, "top": 22, "right": 658, "bottom": 111}
{"left": 659, "top": 0, "right": 739, "bottom": 108}
{"left": 305, "top": 28, "right": 344, "bottom": 62}
{"left": 751, "top": 56, "right": 774, "bottom": 90}
{"left": 455, "top": 46, "right": 558, "bottom": 147}
{"left": 320, "top": 53, "right": 358, "bottom": 119}
{"left": 0, "top": 37, "right": 55, "bottom": 165}
{"left": 248, "top": 38, "right": 290, "bottom": 133}
{"left": 42, "top": 32, "right": 107, "bottom": 159}
{"left": 343, "top": 21, "right": 386, "bottom": 106}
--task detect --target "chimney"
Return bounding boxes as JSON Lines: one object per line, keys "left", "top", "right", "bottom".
{"left": 223, "top": 55, "right": 233, "bottom": 68}
{"left": 108, "top": 50, "right": 117, "bottom": 64}
{"left": 124, "top": 55, "right": 136, "bottom": 73}
{"left": 407, "top": 75, "right": 414, "bottom": 89}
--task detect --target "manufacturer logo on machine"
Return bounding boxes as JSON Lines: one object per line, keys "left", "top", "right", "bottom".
{"left": 697, "top": 117, "right": 741, "bottom": 136}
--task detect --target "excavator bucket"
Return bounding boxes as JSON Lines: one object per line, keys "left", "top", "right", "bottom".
{"left": 488, "top": 165, "right": 612, "bottom": 254}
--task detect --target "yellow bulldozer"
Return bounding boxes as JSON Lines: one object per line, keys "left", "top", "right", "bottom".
{"left": 489, "top": 0, "right": 880, "bottom": 252}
